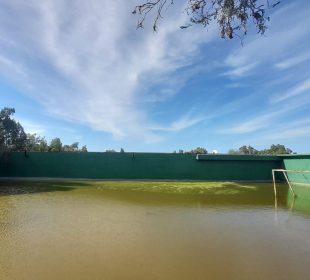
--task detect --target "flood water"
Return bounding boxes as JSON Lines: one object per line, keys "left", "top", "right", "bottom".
{"left": 1, "top": 181, "right": 310, "bottom": 280}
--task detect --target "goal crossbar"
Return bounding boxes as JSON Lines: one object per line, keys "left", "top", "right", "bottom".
{"left": 272, "top": 169, "right": 310, "bottom": 197}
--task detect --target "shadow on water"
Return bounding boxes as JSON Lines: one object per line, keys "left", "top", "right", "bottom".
{"left": 0, "top": 180, "right": 84, "bottom": 196}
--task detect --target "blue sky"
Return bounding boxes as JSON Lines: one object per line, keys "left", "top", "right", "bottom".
{"left": 0, "top": 0, "right": 310, "bottom": 153}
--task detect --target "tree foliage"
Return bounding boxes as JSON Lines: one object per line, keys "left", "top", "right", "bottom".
{"left": 0, "top": 107, "right": 88, "bottom": 153}
{"left": 25, "top": 134, "right": 48, "bottom": 152}
{"left": 0, "top": 107, "right": 27, "bottom": 152}
{"left": 105, "top": 149, "right": 117, "bottom": 153}
{"left": 228, "top": 144, "right": 293, "bottom": 155}
{"left": 49, "top": 138, "right": 63, "bottom": 152}
{"left": 81, "top": 145, "right": 88, "bottom": 152}
{"left": 133, "top": 0, "right": 281, "bottom": 39}
{"left": 63, "top": 142, "right": 79, "bottom": 152}
{"left": 189, "top": 147, "right": 208, "bottom": 154}
{"left": 260, "top": 144, "right": 293, "bottom": 155}
{"left": 25, "top": 135, "right": 89, "bottom": 153}
{"left": 175, "top": 147, "right": 208, "bottom": 154}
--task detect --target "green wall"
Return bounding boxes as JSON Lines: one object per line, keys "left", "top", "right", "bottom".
{"left": 0, "top": 152, "right": 283, "bottom": 181}
{"left": 282, "top": 155, "right": 310, "bottom": 184}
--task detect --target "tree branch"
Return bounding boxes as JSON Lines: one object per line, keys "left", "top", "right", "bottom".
{"left": 133, "top": 0, "right": 281, "bottom": 39}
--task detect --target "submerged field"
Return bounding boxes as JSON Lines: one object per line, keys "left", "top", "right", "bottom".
{"left": 1, "top": 180, "right": 310, "bottom": 279}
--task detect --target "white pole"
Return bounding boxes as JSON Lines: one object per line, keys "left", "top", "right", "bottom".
{"left": 282, "top": 171, "right": 296, "bottom": 197}
{"left": 272, "top": 169, "right": 277, "bottom": 198}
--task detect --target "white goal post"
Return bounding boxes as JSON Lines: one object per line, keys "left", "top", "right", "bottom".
{"left": 272, "top": 169, "right": 310, "bottom": 197}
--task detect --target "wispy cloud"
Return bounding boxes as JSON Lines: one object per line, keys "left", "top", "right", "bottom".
{"left": 265, "top": 127, "right": 310, "bottom": 140}
{"left": 272, "top": 78, "right": 310, "bottom": 103}
{"left": 151, "top": 112, "right": 204, "bottom": 132}
{"left": 16, "top": 118, "right": 46, "bottom": 135}
{"left": 218, "top": 112, "right": 279, "bottom": 134}
{"left": 223, "top": 62, "right": 259, "bottom": 78}
{"left": 0, "top": 55, "right": 27, "bottom": 79}
{"left": 218, "top": 94, "right": 310, "bottom": 135}
{"left": 240, "top": 117, "right": 310, "bottom": 147}
{"left": 275, "top": 52, "right": 310, "bottom": 70}
{"left": 0, "top": 0, "right": 217, "bottom": 142}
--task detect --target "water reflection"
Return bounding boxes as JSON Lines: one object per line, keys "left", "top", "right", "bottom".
{"left": 287, "top": 184, "right": 310, "bottom": 217}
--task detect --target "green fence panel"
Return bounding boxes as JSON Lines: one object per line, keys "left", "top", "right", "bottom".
{"left": 281, "top": 155, "right": 310, "bottom": 184}
{"left": 0, "top": 152, "right": 283, "bottom": 181}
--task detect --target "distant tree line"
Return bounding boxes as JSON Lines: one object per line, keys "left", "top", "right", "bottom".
{"left": 174, "top": 144, "right": 294, "bottom": 155}
{"left": 27, "top": 136, "right": 88, "bottom": 153}
{"left": 0, "top": 107, "right": 88, "bottom": 153}
{"left": 105, "top": 148, "right": 125, "bottom": 153}
{"left": 174, "top": 147, "right": 208, "bottom": 154}
{"left": 228, "top": 145, "right": 294, "bottom": 155}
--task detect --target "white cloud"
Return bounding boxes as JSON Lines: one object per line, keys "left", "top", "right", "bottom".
{"left": 223, "top": 62, "right": 259, "bottom": 78}
{"left": 272, "top": 78, "right": 310, "bottom": 103}
{"left": 151, "top": 113, "right": 205, "bottom": 132}
{"left": 275, "top": 52, "right": 310, "bottom": 70}
{"left": 0, "top": 0, "right": 217, "bottom": 142}
{"left": 266, "top": 127, "right": 310, "bottom": 140}
{"left": 0, "top": 55, "right": 27, "bottom": 79}
{"left": 241, "top": 118, "right": 310, "bottom": 146}
{"left": 17, "top": 118, "right": 46, "bottom": 135}
{"left": 219, "top": 112, "right": 279, "bottom": 134}
{"left": 285, "top": 117, "right": 310, "bottom": 127}
{"left": 219, "top": 94, "right": 310, "bottom": 135}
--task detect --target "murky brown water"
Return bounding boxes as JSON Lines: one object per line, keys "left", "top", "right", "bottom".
{"left": 1, "top": 181, "right": 310, "bottom": 280}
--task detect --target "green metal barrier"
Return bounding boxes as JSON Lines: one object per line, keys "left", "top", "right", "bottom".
{"left": 0, "top": 152, "right": 283, "bottom": 181}
{"left": 281, "top": 155, "right": 310, "bottom": 184}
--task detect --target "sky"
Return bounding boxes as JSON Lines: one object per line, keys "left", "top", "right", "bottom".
{"left": 0, "top": 0, "right": 310, "bottom": 153}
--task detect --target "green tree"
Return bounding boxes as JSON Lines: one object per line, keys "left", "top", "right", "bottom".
{"left": 25, "top": 134, "right": 48, "bottom": 152}
{"left": 237, "top": 145, "right": 258, "bottom": 155}
{"left": 120, "top": 148, "right": 125, "bottom": 153}
{"left": 71, "top": 142, "right": 79, "bottom": 152}
{"left": 81, "top": 145, "right": 88, "bottom": 152}
{"left": 193, "top": 147, "right": 208, "bottom": 154}
{"left": 133, "top": 0, "right": 281, "bottom": 39}
{"left": 49, "top": 138, "right": 62, "bottom": 152}
{"left": 62, "top": 142, "right": 88, "bottom": 152}
{"left": 38, "top": 137, "right": 48, "bottom": 152}
{"left": 229, "top": 144, "right": 293, "bottom": 155}
{"left": 238, "top": 145, "right": 248, "bottom": 154}
{"left": 25, "top": 134, "right": 37, "bottom": 151}
{"left": 185, "top": 147, "right": 208, "bottom": 154}
{"left": 0, "top": 107, "right": 27, "bottom": 152}
{"left": 259, "top": 144, "right": 293, "bottom": 155}
{"left": 228, "top": 149, "right": 239, "bottom": 155}
{"left": 62, "top": 145, "right": 72, "bottom": 152}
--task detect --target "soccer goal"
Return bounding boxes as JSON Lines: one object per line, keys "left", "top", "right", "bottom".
{"left": 272, "top": 169, "right": 310, "bottom": 197}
